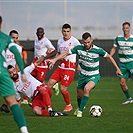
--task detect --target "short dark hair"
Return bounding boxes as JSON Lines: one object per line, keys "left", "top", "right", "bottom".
{"left": 62, "top": 23, "right": 71, "bottom": 29}
{"left": 0, "top": 16, "right": 2, "bottom": 24}
{"left": 7, "top": 65, "right": 14, "bottom": 70}
{"left": 36, "top": 27, "right": 44, "bottom": 33}
{"left": 122, "top": 22, "right": 130, "bottom": 27}
{"left": 82, "top": 32, "right": 92, "bottom": 40}
{"left": 9, "top": 30, "right": 19, "bottom": 36}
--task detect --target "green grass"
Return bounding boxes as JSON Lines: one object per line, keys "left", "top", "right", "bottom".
{"left": 0, "top": 77, "right": 133, "bottom": 133}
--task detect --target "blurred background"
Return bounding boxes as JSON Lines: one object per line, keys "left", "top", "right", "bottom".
{"left": 0, "top": 0, "right": 133, "bottom": 40}
{"left": 0, "top": 0, "right": 133, "bottom": 78}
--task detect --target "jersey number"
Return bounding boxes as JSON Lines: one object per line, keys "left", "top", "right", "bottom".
{"left": 64, "top": 75, "right": 70, "bottom": 80}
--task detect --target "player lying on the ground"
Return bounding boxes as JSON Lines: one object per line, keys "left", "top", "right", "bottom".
{"left": 0, "top": 63, "right": 67, "bottom": 117}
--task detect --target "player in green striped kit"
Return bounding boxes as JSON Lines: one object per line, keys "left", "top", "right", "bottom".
{"left": 48, "top": 32, "right": 122, "bottom": 117}
{"left": 0, "top": 16, "right": 29, "bottom": 133}
{"left": 110, "top": 22, "right": 133, "bottom": 104}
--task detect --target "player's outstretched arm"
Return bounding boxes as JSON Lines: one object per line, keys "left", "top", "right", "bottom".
{"left": 106, "top": 54, "right": 122, "bottom": 76}
{"left": 47, "top": 51, "right": 70, "bottom": 69}
{"left": 35, "top": 49, "right": 57, "bottom": 65}
{"left": 110, "top": 46, "right": 117, "bottom": 56}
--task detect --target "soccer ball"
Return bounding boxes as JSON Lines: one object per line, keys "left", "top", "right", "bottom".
{"left": 90, "top": 105, "right": 102, "bottom": 117}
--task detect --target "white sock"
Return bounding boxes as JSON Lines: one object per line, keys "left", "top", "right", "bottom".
{"left": 20, "top": 126, "right": 29, "bottom": 133}
{"left": 48, "top": 107, "right": 52, "bottom": 112}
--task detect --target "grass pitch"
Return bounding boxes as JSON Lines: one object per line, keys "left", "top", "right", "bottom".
{"left": 0, "top": 78, "right": 133, "bottom": 133}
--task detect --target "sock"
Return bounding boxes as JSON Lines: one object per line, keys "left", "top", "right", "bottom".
{"left": 48, "top": 107, "right": 52, "bottom": 112}
{"left": 42, "top": 92, "right": 52, "bottom": 108}
{"left": 77, "top": 98, "right": 81, "bottom": 108}
{"left": 123, "top": 90, "right": 131, "bottom": 99}
{"left": 20, "top": 126, "right": 29, "bottom": 133}
{"left": 39, "top": 87, "right": 52, "bottom": 108}
{"left": 41, "top": 110, "right": 50, "bottom": 116}
{"left": 10, "top": 104, "right": 26, "bottom": 128}
{"left": 79, "top": 96, "right": 89, "bottom": 112}
{"left": 61, "top": 90, "right": 70, "bottom": 105}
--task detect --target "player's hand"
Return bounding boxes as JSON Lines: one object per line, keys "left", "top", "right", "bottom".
{"left": 35, "top": 56, "right": 45, "bottom": 66}
{"left": 46, "top": 59, "right": 56, "bottom": 70}
{"left": 46, "top": 59, "right": 56, "bottom": 65}
{"left": 21, "top": 74, "right": 27, "bottom": 83}
{"left": 116, "top": 69, "right": 123, "bottom": 76}
{"left": 49, "top": 62, "right": 54, "bottom": 70}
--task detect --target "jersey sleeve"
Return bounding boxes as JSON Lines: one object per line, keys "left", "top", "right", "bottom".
{"left": 98, "top": 47, "right": 108, "bottom": 57}
{"left": 22, "top": 50, "right": 28, "bottom": 61}
{"left": 69, "top": 45, "right": 79, "bottom": 55}
{"left": 24, "top": 63, "right": 35, "bottom": 74}
{"left": 113, "top": 37, "right": 118, "bottom": 47}
{"left": 8, "top": 43, "right": 24, "bottom": 74}
{"left": 46, "top": 39, "right": 55, "bottom": 49}
{"left": 73, "top": 39, "right": 81, "bottom": 47}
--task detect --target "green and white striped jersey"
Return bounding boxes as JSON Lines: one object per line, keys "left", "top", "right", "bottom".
{"left": 114, "top": 34, "right": 133, "bottom": 63}
{"left": 69, "top": 44, "right": 107, "bottom": 76}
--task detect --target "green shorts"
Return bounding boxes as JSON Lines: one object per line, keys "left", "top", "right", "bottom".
{"left": 0, "top": 70, "right": 15, "bottom": 97}
{"left": 77, "top": 74, "right": 100, "bottom": 90}
{"left": 119, "top": 62, "right": 133, "bottom": 79}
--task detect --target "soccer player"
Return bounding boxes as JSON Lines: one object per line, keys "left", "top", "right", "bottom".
{"left": 0, "top": 30, "right": 24, "bottom": 113}
{"left": 48, "top": 32, "right": 122, "bottom": 117}
{"left": 110, "top": 22, "right": 133, "bottom": 104}
{"left": 1, "top": 30, "right": 28, "bottom": 110}
{"left": 47, "top": 23, "right": 81, "bottom": 112}
{"left": 7, "top": 63, "right": 67, "bottom": 117}
{"left": 9, "top": 30, "right": 28, "bottom": 65}
{"left": 24, "top": 27, "right": 56, "bottom": 82}
{"left": 24, "top": 27, "right": 59, "bottom": 95}
{"left": 0, "top": 16, "right": 29, "bottom": 133}
{"left": 6, "top": 30, "right": 23, "bottom": 67}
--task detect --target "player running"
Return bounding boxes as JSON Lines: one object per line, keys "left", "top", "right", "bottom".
{"left": 0, "top": 15, "right": 29, "bottom": 133}
{"left": 47, "top": 32, "right": 122, "bottom": 117}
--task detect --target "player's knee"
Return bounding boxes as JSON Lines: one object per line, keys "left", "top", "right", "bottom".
{"left": 120, "top": 80, "right": 126, "bottom": 86}
{"left": 47, "top": 81, "right": 55, "bottom": 89}
{"left": 33, "top": 106, "right": 42, "bottom": 115}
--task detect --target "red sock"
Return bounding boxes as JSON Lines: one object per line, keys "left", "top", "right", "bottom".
{"left": 61, "top": 90, "right": 70, "bottom": 105}
{"left": 39, "top": 86, "right": 52, "bottom": 108}
{"left": 42, "top": 92, "right": 52, "bottom": 108}
{"left": 41, "top": 109, "right": 50, "bottom": 116}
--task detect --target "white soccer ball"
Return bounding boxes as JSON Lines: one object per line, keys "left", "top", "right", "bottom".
{"left": 90, "top": 105, "right": 102, "bottom": 117}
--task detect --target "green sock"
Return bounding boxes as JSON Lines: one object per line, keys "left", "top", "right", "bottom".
{"left": 77, "top": 98, "right": 81, "bottom": 108}
{"left": 79, "top": 96, "right": 89, "bottom": 112}
{"left": 123, "top": 90, "right": 131, "bottom": 99}
{"left": 10, "top": 104, "right": 26, "bottom": 128}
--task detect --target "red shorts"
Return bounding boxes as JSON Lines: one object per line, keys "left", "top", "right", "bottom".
{"left": 32, "top": 84, "right": 52, "bottom": 109}
{"left": 31, "top": 58, "right": 48, "bottom": 82}
{"left": 50, "top": 67, "right": 75, "bottom": 87}
{"left": 32, "top": 93, "right": 46, "bottom": 109}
